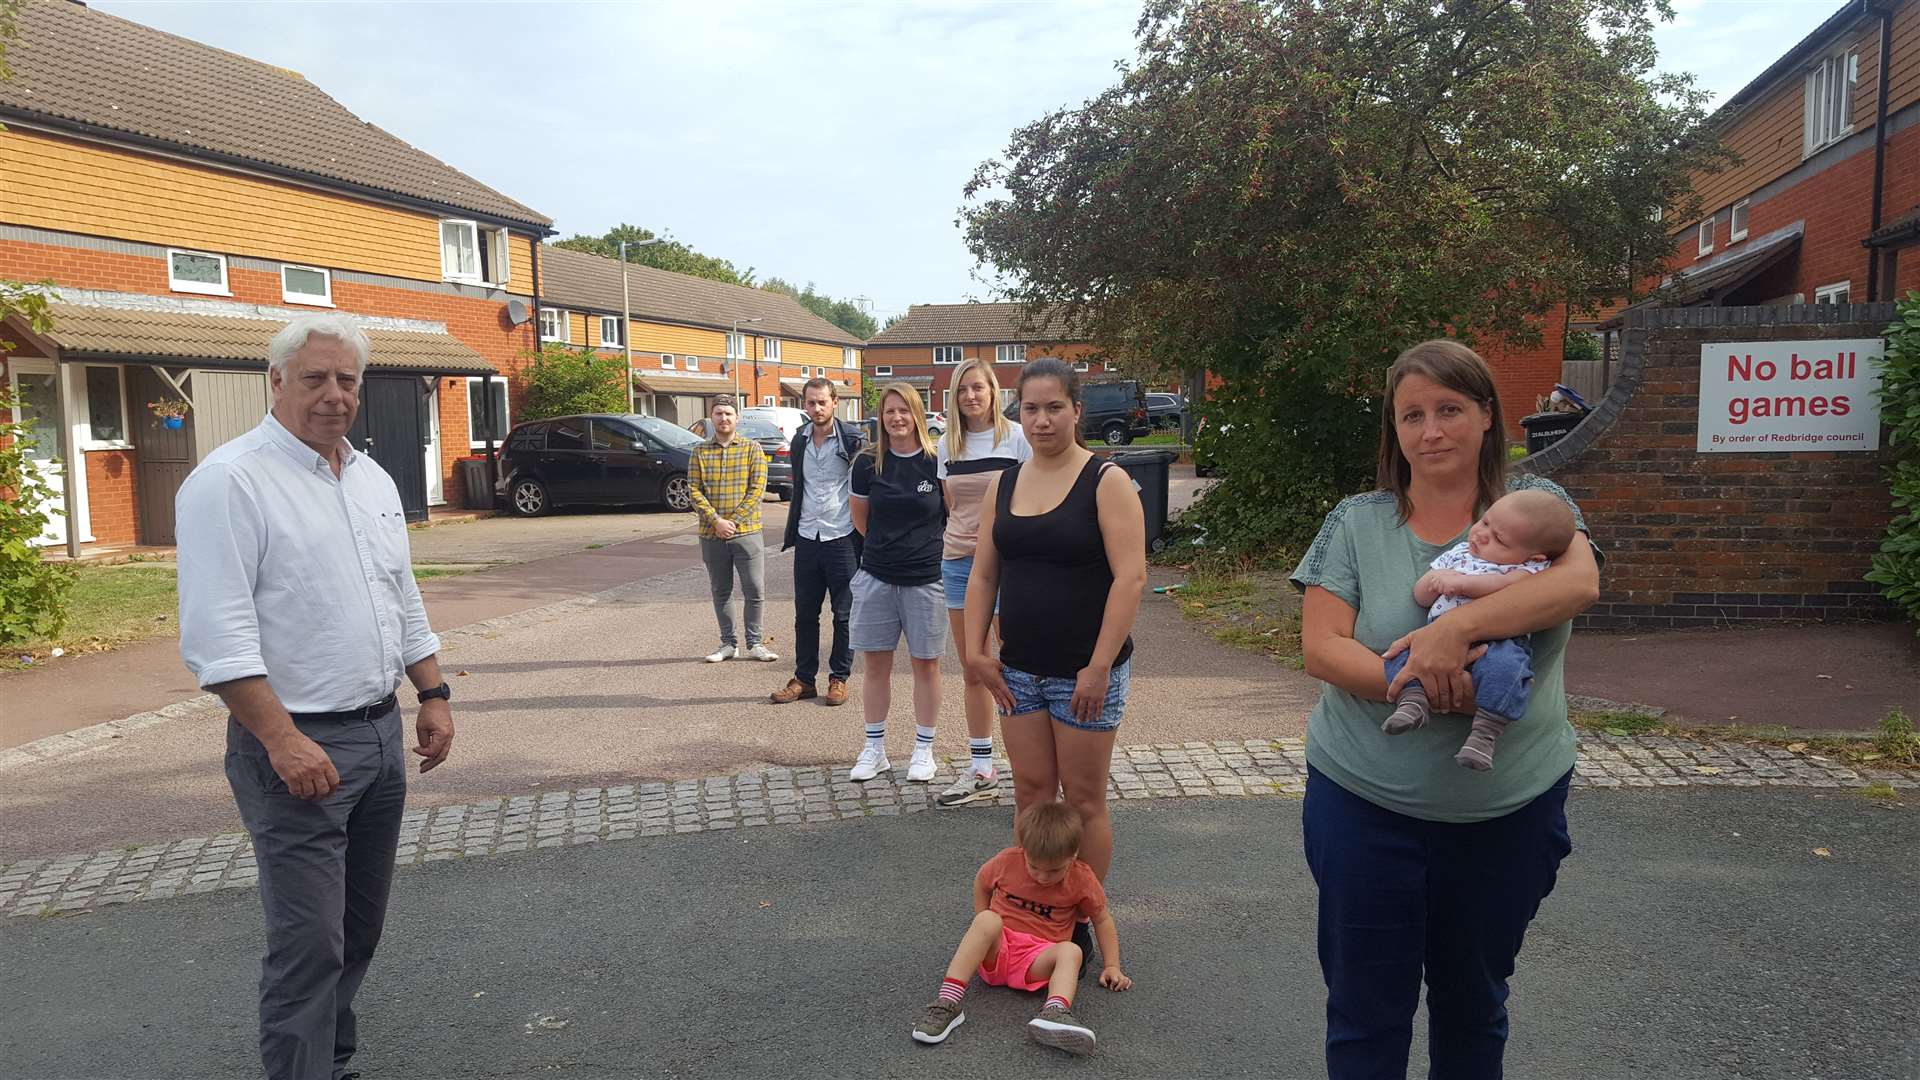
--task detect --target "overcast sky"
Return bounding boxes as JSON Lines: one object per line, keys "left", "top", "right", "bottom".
{"left": 94, "top": 0, "right": 1843, "bottom": 324}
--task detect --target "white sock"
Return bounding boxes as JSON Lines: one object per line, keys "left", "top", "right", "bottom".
{"left": 914, "top": 724, "right": 936, "bottom": 751}
{"left": 864, "top": 722, "right": 885, "bottom": 752}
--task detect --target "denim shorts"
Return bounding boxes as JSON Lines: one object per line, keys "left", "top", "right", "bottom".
{"left": 850, "top": 569, "right": 947, "bottom": 659}
{"left": 940, "top": 555, "right": 999, "bottom": 612}
{"left": 1000, "top": 658, "right": 1132, "bottom": 732}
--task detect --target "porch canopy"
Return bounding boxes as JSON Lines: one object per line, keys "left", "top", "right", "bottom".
{"left": 1601, "top": 224, "right": 1803, "bottom": 328}
{"left": 38, "top": 302, "right": 498, "bottom": 375}
{"left": 633, "top": 371, "right": 737, "bottom": 396}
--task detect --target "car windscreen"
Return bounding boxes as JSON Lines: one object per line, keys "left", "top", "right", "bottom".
{"left": 625, "top": 414, "right": 702, "bottom": 449}
{"left": 737, "top": 418, "right": 784, "bottom": 441}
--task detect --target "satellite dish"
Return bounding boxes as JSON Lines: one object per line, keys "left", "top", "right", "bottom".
{"left": 505, "top": 298, "right": 531, "bottom": 325}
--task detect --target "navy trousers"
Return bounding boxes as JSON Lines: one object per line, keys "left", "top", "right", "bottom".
{"left": 1302, "top": 764, "right": 1572, "bottom": 1080}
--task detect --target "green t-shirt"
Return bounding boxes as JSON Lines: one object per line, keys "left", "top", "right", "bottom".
{"left": 1289, "top": 474, "right": 1597, "bottom": 823}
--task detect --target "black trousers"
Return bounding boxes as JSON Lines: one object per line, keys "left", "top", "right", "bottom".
{"left": 791, "top": 534, "right": 857, "bottom": 683}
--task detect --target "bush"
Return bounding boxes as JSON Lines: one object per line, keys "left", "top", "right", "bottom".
{"left": 519, "top": 344, "right": 630, "bottom": 420}
{"left": 1867, "top": 294, "right": 1920, "bottom": 632}
{"left": 0, "top": 385, "right": 75, "bottom": 646}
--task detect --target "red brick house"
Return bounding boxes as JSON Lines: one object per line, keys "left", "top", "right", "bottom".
{"left": 863, "top": 303, "right": 1113, "bottom": 416}
{"left": 0, "top": 0, "right": 553, "bottom": 551}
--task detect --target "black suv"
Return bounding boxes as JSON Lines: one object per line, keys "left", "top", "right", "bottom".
{"left": 1003, "top": 378, "right": 1152, "bottom": 445}
{"left": 495, "top": 413, "right": 703, "bottom": 516}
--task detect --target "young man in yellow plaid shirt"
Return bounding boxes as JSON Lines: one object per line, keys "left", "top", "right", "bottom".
{"left": 689, "top": 396, "right": 776, "bottom": 663}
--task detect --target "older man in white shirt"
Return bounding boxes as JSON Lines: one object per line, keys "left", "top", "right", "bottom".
{"left": 177, "top": 313, "right": 455, "bottom": 1080}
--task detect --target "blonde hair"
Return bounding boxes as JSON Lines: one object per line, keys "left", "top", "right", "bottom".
{"left": 1015, "top": 801, "right": 1083, "bottom": 863}
{"left": 870, "top": 381, "right": 937, "bottom": 475}
{"left": 944, "top": 357, "right": 1010, "bottom": 461}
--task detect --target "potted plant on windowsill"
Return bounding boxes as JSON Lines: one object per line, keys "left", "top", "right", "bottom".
{"left": 148, "top": 398, "right": 191, "bottom": 430}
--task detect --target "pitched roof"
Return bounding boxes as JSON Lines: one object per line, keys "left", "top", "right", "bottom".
{"left": 0, "top": 0, "right": 550, "bottom": 228}
{"left": 40, "top": 301, "right": 498, "bottom": 375}
{"left": 866, "top": 302, "right": 1087, "bottom": 346}
{"left": 539, "top": 246, "right": 865, "bottom": 348}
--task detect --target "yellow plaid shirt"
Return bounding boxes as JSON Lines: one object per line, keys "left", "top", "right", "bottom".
{"left": 688, "top": 436, "right": 766, "bottom": 538}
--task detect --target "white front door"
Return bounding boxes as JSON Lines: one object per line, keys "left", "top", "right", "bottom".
{"left": 8, "top": 360, "right": 66, "bottom": 546}
{"left": 424, "top": 383, "right": 444, "bottom": 505}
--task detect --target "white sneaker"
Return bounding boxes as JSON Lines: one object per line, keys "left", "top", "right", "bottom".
{"left": 742, "top": 643, "right": 779, "bottom": 662}
{"left": 704, "top": 645, "right": 737, "bottom": 663}
{"left": 850, "top": 745, "right": 891, "bottom": 782}
{"left": 907, "top": 745, "right": 938, "bottom": 783}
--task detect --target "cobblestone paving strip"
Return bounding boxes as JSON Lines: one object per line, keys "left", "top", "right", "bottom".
{"left": 2, "top": 735, "right": 1907, "bottom": 920}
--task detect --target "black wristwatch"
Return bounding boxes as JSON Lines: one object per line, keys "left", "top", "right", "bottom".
{"left": 417, "top": 682, "right": 452, "bottom": 704}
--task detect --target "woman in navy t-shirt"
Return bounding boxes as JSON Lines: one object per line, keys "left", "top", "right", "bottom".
{"left": 847, "top": 383, "right": 948, "bottom": 785}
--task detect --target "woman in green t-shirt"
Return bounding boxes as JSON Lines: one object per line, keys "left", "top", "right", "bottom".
{"left": 1291, "top": 339, "right": 1601, "bottom": 1079}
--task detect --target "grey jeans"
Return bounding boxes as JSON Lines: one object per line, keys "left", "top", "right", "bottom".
{"left": 225, "top": 705, "right": 407, "bottom": 1080}
{"left": 700, "top": 532, "right": 766, "bottom": 648}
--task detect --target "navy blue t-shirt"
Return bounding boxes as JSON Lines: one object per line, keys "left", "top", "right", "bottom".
{"left": 851, "top": 449, "right": 944, "bottom": 586}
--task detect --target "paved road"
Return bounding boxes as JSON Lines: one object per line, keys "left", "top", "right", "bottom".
{"left": 3, "top": 789, "right": 1912, "bottom": 1080}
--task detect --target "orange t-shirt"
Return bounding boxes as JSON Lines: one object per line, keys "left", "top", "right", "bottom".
{"left": 974, "top": 846, "right": 1108, "bottom": 942}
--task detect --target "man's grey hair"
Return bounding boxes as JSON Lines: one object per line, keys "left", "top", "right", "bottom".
{"left": 268, "top": 313, "right": 372, "bottom": 377}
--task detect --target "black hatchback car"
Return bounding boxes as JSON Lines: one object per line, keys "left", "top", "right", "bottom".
{"left": 1002, "top": 378, "right": 1152, "bottom": 445}
{"left": 495, "top": 413, "right": 704, "bottom": 516}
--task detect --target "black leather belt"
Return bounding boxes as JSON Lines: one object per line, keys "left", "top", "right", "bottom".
{"left": 289, "top": 693, "right": 397, "bottom": 723}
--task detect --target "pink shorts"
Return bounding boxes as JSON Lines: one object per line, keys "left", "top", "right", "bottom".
{"left": 978, "top": 927, "right": 1061, "bottom": 992}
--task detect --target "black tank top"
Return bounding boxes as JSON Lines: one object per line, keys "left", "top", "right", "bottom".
{"left": 993, "top": 456, "right": 1135, "bottom": 678}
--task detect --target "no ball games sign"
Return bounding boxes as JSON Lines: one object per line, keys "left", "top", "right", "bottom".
{"left": 1698, "top": 339, "right": 1886, "bottom": 453}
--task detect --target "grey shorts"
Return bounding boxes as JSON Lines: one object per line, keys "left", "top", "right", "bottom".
{"left": 850, "top": 569, "right": 948, "bottom": 659}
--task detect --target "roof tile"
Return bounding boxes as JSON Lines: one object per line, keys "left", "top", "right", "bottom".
{"left": 866, "top": 302, "right": 1086, "bottom": 346}
{"left": 539, "top": 246, "right": 864, "bottom": 348}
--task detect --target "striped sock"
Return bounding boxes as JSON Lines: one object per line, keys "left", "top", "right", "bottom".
{"left": 915, "top": 724, "right": 936, "bottom": 748}
{"left": 865, "top": 723, "right": 885, "bottom": 751}
{"left": 1045, "top": 995, "right": 1071, "bottom": 1012}
{"left": 969, "top": 738, "right": 994, "bottom": 777}
{"left": 938, "top": 977, "right": 967, "bottom": 1005}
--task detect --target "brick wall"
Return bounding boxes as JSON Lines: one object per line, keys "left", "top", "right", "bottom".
{"left": 1523, "top": 304, "right": 1899, "bottom": 629}
{"left": 83, "top": 450, "right": 137, "bottom": 545}
{"left": 1479, "top": 306, "right": 1569, "bottom": 439}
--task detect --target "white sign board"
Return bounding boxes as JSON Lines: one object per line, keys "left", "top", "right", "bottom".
{"left": 1697, "top": 339, "right": 1885, "bottom": 453}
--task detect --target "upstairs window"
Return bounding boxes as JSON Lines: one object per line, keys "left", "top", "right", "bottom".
{"left": 660, "top": 353, "right": 677, "bottom": 369}
{"left": 168, "top": 249, "right": 229, "bottom": 296}
{"left": 1730, "top": 199, "right": 1750, "bottom": 243}
{"left": 599, "top": 316, "right": 624, "bottom": 348}
{"left": 995, "top": 344, "right": 1026, "bottom": 365}
{"left": 765, "top": 338, "right": 783, "bottom": 361}
{"left": 281, "top": 264, "right": 333, "bottom": 306}
{"left": 844, "top": 347, "right": 859, "bottom": 368}
{"left": 1803, "top": 48, "right": 1858, "bottom": 157}
{"left": 440, "top": 220, "right": 511, "bottom": 286}
{"left": 540, "top": 307, "right": 569, "bottom": 343}
{"left": 727, "top": 332, "right": 746, "bottom": 359}
{"left": 686, "top": 355, "right": 701, "bottom": 371}
{"left": 1697, "top": 218, "right": 1714, "bottom": 257}
{"left": 934, "top": 346, "right": 963, "bottom": 365}
{"left": 874, "top": 365, "right": 893, "bottom": 377}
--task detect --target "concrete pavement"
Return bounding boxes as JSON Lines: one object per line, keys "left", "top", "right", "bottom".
{"left": 3, "top": 791, "right": 1913, "bottom": 1080}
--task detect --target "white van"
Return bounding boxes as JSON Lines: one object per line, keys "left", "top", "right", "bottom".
{"left": 740, "top": 405, "right": 809, "bottom": 443}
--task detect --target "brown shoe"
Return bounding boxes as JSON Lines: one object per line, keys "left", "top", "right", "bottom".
{"left": 823, "top": 677, "right": 849, "bottom": 706}
{"left": 771, "top": 678, "right": 816, "bottom": 704}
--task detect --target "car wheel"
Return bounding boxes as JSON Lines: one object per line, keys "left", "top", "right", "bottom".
{"left": 510, "top": 477, "right": 550, "bottom": 517}
{"left": 663, "top": 473, "right": 694, "bottom": 512}
{"left": 1102, "top": 422, "right": 1131, "bottom": 446}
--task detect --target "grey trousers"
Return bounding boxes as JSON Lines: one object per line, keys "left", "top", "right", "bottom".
{"left": 700, "top": 532, "right": 766, "bottom": 648}
{"left": 226, "top": 705, "right": 407, "bottom": 1080}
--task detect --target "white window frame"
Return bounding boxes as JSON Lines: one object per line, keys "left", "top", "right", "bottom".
{"left": 1073, "top": 360, "right": 1090, "bottom": 372}
{"left": 1814, "top": 280, "right": 1850, "bottom": 304}
{"left": 994, "top": 344, "right": 1026, "bottom": 365}
{"left": 874, "top": 365, "right": 893, "bottom": 378}
{"left": 933, "top": 345, "right": 962, "bottom": 365}
{"left": 1729, "top": 199, "right": 1750, "bottom": 243}
{"left": 661, "top": 353, "right": 677, "bottom": 369}
{"left": 484, "top": 226, "right": 510, "bottom": 287}
{"left": 80, "top": 364, "right": 132, "bottom": 450}
{"left": 540, "top": 307, "right": 569, "bottom": 343}
{"left": 686, "top": 355, "right": 701, "bottom": 371}
{"left": 726, "top": 332, "right": 746, "bottom": 359}
{"left": 763, "top": 396, "right": 776, "bottom": 407}
{"left": 167, "top": 248, "right": 230, "bottom": 296}
{"left": 440, "top": 220, "right": 481, "bottom": 283}
{"left": 1803, "top": 48, "right": 1859, "bottom": 158}
{"left": 843, "top": 347, "right": 858, "bottom": 369}
{"left": 941, "top": 389, "right": 952, "bottom": 414}
{"left": 1696, "top": 219, "right": 1713, "bottom": 257}
{"left": 765, "top": 338, "right": 783, "bottom": 361}
{"left": 999, "top": 388, "right": 1017, "bottom": 412}
{"left": 280, "top": 264, "right": 333, "bottom": 307}
{"left": 440, "top": 220, "right": 511, "bottom": 286}
{"left": 598, "top": 315, "right": 624, "bottom": 348}
{"left": 465, "top": 377, "right": 510, "bottom": 448}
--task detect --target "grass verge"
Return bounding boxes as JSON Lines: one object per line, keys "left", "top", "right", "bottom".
{"left": 1568, "top": 706, "right": 1920, "bottom": 772}
{"left": 1160, "top": 558, "right": 1303, "bottom": 668}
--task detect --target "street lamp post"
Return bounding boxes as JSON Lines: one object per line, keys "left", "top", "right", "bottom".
{"left": 730, "top": 315, "right": 763, "bottom": 408}
{"left": 619, "top": 237, "right": 665, "bottom": 412}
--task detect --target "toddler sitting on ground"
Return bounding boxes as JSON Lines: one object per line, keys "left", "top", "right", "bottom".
{"left": 1384, "top": 488, "right": 1578, "bottom": 770}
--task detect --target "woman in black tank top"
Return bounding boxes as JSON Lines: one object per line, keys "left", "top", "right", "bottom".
{"left": 960, "top": 359, "right": 1146, "bottom": 887}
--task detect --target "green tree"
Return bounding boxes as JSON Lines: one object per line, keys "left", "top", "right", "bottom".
{"left": 761, "top": 278, "right": 877, "bottom": 340}
{"left": 1868, "top": 294, "right": 1920, "bottom": 632}
{"left": 518, "top": 344, "right": 630, "bottom": 420}
{"left": 554, "top": 224, "right": 757, "bottom": 287}
{"left": 964, "top": 0, "right": 1726, "bottom": 552}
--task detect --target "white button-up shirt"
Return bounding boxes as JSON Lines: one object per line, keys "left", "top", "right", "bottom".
{"left": 177, "top": 414, "right": 440, "bottom": 713}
